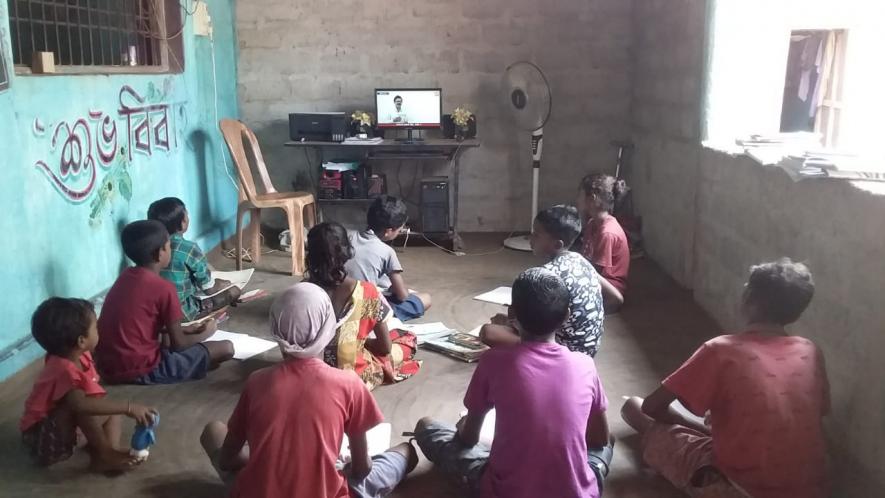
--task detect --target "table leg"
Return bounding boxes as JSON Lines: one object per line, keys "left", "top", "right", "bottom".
{"left": 452, "top": 153, "right": 464, "bottom": 252}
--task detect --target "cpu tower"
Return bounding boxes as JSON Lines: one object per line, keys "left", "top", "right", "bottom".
{"left": 420, "top": 177, "right": 450, "bottom": 234}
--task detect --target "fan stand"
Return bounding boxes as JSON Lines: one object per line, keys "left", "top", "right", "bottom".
{"left": 504, "top": 127, "right": 543, "bottom": 252}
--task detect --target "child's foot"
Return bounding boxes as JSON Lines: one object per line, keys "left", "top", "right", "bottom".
{"left": 89, "top": 449, "right": 140, "bottom": 473}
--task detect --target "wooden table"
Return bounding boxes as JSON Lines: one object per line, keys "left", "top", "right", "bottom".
{"left": 284, "top": 139, "right": 480, "bottom": 250}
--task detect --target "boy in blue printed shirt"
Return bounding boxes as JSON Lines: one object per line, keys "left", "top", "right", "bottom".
{"left": 148, "top": 197, "right": 241, "bottom": 320}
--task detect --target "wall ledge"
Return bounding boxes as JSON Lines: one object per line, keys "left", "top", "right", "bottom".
{"left": 701, "top": 140, "right": 885, "bottom": 197}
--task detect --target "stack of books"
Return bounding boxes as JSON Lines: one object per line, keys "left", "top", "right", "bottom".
{"left": 423, "top": 332, "right": 489, "bottom": 363}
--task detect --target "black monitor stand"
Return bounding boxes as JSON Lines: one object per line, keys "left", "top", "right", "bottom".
{"left": 396, "top": 128, "right": 425, "bottom": 145}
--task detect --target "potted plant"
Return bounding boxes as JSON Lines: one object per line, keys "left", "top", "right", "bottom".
{"left": 451, "top": 106, "right": 476, "bottom": 141}
{"left": 350, "top": 110, "right": 375, "bottom": 138}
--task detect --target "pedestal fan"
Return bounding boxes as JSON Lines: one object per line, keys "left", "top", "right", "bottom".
{"left": 502, "top": 61, "right": 552, "bottom": 251}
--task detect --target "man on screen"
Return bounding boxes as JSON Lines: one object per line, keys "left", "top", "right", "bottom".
{"left": 388, "top": 95, "right": 409, "bottom": 124}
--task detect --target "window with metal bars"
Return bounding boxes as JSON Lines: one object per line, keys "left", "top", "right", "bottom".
{"left": 7, "top": 0, "right": 183, "bottom": 73}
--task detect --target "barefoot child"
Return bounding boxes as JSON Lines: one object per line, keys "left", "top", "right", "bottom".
{"left": 577, "top": 174, "right": 630, "bottom": 302}
{"left": 416, "top": 268, "right": 613, "bottom": 498}
{"left": 621, "top": 259, "right": 829, "bottom": 498}
{"left": 480, "top": 205, "right": 622, "bottom": 356}
{"left": 201, "top": 282, "right": 417, "bottom": 497}
{"left": 344, "top": 195, "right": 431, "bottom": 321}
{"left": 148, "top": 197, "right": 241, "bottom": 321}
{"left": 21, "top": 298, "right": 156, "bottom": 471}
{"left": 308, "top": 222, "right": 420, "bottom": 390}
{"left": 95, "top": 220, "right": 234, "bottom": 384}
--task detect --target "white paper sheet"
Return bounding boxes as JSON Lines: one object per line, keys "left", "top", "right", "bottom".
{"left": 396, "top": 322, "right": 456, "bottom": 345}
{"left": 197, "top": 269, "right": 255, "bottom": 300}
{"left": 203, "top": 330, "right": 277, "bottom": 360}
{"left": 399, "top": 322, "right": 450, "bottom": 335}
{"left": 339, "top": 422, "right": 391, "bottom": 465}
{"left": 473, "top": 287, "right": 512, "bottom": 306}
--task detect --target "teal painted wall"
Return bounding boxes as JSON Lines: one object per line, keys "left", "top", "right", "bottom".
{"left": 0, "top": 1, "right": 239, "bottom": 380}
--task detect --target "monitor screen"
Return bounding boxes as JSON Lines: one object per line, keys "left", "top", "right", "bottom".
{"left": 375, "top": 89, "right": 442, "bottom": 129}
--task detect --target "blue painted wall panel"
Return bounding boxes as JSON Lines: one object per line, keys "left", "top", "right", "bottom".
{"left": 0, "top": 1, "right": 239, "bottom": 380}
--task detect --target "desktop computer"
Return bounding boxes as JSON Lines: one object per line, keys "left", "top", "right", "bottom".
{"left": 420, "top": 177, "right": 449, "bottom": 234}
{"left": 375, "top": 88, "right": 442, "bottom": 143}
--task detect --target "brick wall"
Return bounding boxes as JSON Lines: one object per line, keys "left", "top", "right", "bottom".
{"left": 629, "top": 0, "right": 885, "bottom": 493}
{"left": 235, "top": 0, "right": 633, "bottom": 231}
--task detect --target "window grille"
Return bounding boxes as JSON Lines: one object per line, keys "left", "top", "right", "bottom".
{"left": 6, "top": 0, "right": 178, "bottom": 70}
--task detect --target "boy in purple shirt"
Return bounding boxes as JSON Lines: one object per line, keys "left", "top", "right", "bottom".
{"left": 414, "top": 267, "right": 613, "bottom": 498}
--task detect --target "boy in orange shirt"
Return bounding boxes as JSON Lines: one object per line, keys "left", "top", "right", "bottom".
{"left": 20, "top": 298, "right": 156, "bottom": 471}
{"left": 621, "top": 259, "right": 830, "bottom": 498}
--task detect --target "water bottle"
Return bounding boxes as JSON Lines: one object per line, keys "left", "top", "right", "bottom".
{"left": 130, "top": 412, "right": 160, "bottom": 461}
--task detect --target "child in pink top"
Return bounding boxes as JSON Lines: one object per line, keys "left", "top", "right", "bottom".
{"left": 415, "top": 268, "right": 612, "bottom": 498}
{"left": 577, "top": 173, "right": 630, "bottom": 300}
{"left": 621, "top": 259, "right": 830, "bottom": 498}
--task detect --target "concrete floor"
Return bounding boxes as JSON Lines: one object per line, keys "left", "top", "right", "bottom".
{"left": 0, "top": 234, "right": 721, "bottom": 498}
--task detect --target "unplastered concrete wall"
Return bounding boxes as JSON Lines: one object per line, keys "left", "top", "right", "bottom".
{"left": 628, "top": 0, "right": 706, "bottom": 286}
{"left": 693, "top": 150, "right": 885, "bottom": 496}
{"left": 235, "top": 0, "right": 633, "bottom": 231}
{"left": 630, "top": 0, "right": 885, "bottom": 493}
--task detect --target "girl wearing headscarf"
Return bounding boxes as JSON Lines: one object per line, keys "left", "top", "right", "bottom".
{"left": 306, "top": 222, "right": 420, "bottom": 391}
{"left": 199, "top": 282, "right": 416, "bottom": 498}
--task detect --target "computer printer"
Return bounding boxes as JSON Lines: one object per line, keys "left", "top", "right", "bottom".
{"left": 289, "top": 112, "right": 348, "bottom": 142}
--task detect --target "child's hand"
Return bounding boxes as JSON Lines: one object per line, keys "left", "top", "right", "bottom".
{"left": 203, "top": 318, "right": 218, "bottom": 335}
{"left": 127, "top": 403, "right": 158, "bottom": 426}
{"left": 490, "top": 313, "right": 510, "bottom": 326}
{"left": 229, "top": 285, "right": 242, "bottom": 302}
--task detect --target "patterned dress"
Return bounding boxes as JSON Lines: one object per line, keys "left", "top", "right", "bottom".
{"left": 323, "top": 280, "right": 421, "bottom": 390}
{"left": 543, "top": 251, "right": 605, "bottom": 357}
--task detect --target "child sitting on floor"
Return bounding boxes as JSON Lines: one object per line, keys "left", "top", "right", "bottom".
{"left": 201, "top": 282, "right": 418, "bottom": 498}
{"left": 95, "top": 220, "right": 234, "bottom": 385}
{"left": 415, "top": 267, "right": 613, "bottom": 498}
{"left": 344, "top": 195, "right": 432, "bottom": 321}
{"left": 148, "top": 197, "right": 241, "bottom": 321}
{"left": 577, "top": 174, "right": 630, "bottom": 301}
{"left": 308, "top": 222, "right": 420, "bottom": 391}
{"left": 621, "top": 258, "right": 829, "bottom": 498}
{"left": 481, "top": 205, "right": 623, "bottom": 356}
{"left": 21, "top": 297, "right": 156, "bottom": 471}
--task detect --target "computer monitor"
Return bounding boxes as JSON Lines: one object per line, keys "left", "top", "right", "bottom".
{"left": 375, "top": 88, "right": 442, "bottom": 130}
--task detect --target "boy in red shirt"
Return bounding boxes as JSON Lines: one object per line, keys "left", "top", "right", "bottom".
{"left": 577, "top": 174, "right": 630, "bottom": 301}
{"left": 621, "top": 259, "right": 830, "bottom": 498}
{"left": 96, "top": 220, "right": 233, "bottom": 384}
{"left": 21, "top": 297, "right": 156, "bottom": 471}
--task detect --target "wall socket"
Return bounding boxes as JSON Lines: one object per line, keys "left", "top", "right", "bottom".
{"left": 192, "top": 1, "right": 212, "bottom": 38}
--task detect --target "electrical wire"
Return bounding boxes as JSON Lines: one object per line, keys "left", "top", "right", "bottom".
{"left": 147, "top": 0, "right": 195, "bottom": 42}
{"left": 418, "top": 230, "right": 516, "bottom": 257}
{"left": 210, "top": 36, "right": 240, "bottom": 193}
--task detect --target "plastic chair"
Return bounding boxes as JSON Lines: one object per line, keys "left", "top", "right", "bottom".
{"left": 219, "top": 119, "right": 316, "bottom": 276}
